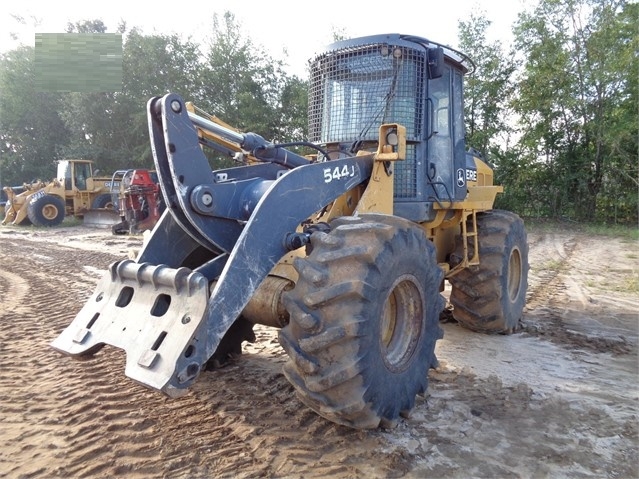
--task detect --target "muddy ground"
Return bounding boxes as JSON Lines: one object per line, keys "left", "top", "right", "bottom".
{"left": 0, "top": 220, "right": 637, "bottom": 478}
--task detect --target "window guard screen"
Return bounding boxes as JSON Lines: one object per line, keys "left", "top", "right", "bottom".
{"left": 309, "top": 43, "right": 425, "bottom": 199}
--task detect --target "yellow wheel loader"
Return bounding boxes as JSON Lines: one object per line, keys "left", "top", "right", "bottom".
{"left": 2, "top": 159, "right": 119, "bottom": 227}
{"left": 51, "top": 34, "right": 529, "bottom": 429}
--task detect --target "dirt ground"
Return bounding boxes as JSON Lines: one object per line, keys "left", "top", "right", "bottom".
{"left": 0, "top": 220, "right": 637, "bottom": 478}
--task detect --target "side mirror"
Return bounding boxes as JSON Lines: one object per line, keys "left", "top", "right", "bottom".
{"left": 428, "top": 47, "right": 444, "bottom": 79}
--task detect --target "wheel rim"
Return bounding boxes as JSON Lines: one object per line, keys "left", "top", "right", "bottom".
{"left": 42, "top": 204, "right": 59, "bottom": 220}
{"left": 380, "top": 274, "right": 423, "bottom": 373}
{"left": 507, "top": 247, "right": 523, "bottom": 302}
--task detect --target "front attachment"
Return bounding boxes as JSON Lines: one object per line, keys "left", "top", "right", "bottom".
{"left": 83, "top": 208, "right": 121, "bottom": 229}
{"left": 51, "top": 260, "right": 209, "bottom": 397}
{"left": 52, "top": 92, "right": 375, "bottom": 400}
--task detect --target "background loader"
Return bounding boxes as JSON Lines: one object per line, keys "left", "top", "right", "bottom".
{"left": 2, "top": 159, "right": 162, "bottom": 233}
{"left": 2, "top": 159, "right": 117, "bottom": 227}
{"left": 51, "top": 33, "right": 529, "bottom": 429}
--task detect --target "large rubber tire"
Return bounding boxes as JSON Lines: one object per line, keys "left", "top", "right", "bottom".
{"left": 27, "top": 194, "right": 65, "bottom": 227}
{"left": 449, "top": 209, "right": 529, "bottom": 334}
{"left": 279, "top": 214, "right": 445, "bottom": 429}
{"left": 91, "top": 193, "right": 117, "bottom": 211}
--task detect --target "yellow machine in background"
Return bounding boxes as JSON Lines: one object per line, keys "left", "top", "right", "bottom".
{"left": 2, "top": 159, "right": 117, "bottom": 227}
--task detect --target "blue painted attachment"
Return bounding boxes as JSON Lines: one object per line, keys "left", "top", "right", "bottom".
{"left": 52, "top": 92, "right": 375, "bottom": 396}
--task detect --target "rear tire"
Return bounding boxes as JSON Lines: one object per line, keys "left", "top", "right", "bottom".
{"left": 449, "top": 209, "right": 529, "bottom": 333}
{"left": 279, "top": 214, "right": 444, "bottom": 429}
{"left": 27, "top": 194, "right": 65, "bottom": 227}
{"left": 91, "top": 193, "right": 117, "bottom": 211}
{"left": 206, "top": 317, "right": 256, "bottom": 369}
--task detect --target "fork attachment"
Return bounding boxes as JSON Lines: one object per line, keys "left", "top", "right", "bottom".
{"left": 51, "top": 260, "right": 209, "bottom": 397}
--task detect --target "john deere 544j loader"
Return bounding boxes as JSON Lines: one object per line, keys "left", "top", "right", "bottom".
{"left": 51, "top": 34, "right": 529, "bottom": 429}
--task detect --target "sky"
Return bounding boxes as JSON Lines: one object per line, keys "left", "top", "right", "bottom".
{"left": 1, "top": 0, "right": 529, "bottom": 77}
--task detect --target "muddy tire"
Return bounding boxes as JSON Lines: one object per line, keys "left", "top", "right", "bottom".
{"left": 91, "top": 193, "right": 116, "bottom": 211}
{"left": 27, "top": 194, "right": 65, "bottom": 227}
{"left": 279, "top": 214, "right": 444, "bottom": 429}
{"left": 449, "top": 209, "right": 529, "bottom": 333}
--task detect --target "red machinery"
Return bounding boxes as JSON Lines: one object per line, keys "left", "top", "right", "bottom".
{"left": 111, "top": 169, "right": 163, "bottom": 235}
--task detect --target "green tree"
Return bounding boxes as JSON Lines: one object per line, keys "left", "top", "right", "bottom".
{"left": 116, "top": 28, "right": 203, "bottom": 164}
{"left": 458, "top": 11, "right": 517, "bottom": 157}
{"left": 457, "top": 11, "right": 534, "bottom": 215}
{"left": 512, "top": 0, "right": 637, "bottom": 223}
{"left": 60, "top": 25, "right": 204, "bottom": 172}
{"left": 278, "top": 76, "right": 309, "bottom": 142}
{"left": 199, "top": 12, "right": 300, "bottom": 144}
{"left": 0, "top": 46, "right": 70, "bottom": 186}
{"left": 591, "top": 2, "right": 638, "bottom": 223}
{"left": 66, "top": 19, "right": 107, "bottom": 34}
{"left": 1, "top": 14, "right": 312, "bottom": 188}
{"left": 59, "top": 19, "right": 121, "bottom": 171}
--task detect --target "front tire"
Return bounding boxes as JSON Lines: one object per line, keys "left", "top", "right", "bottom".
{"left": 279, "top": 214, "right": 444, "bottom": 429}
{"left": 449, "top": 209, "right": 529, "bottom": 333}
{"left": 27, "top": 194, "right": 65, "bottom": 227}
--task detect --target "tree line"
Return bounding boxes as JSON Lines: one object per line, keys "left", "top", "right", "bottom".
{"left": 1, "top": 0, "right": 636, "bottom": 225}
{"left": 0, "top": 13, "right": 308, "bottom": 185}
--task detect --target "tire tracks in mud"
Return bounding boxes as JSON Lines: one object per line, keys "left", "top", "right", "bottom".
{"left": 523, "top": 233, "right": 578, "bottom": 309}
{"left": 0, "top": 239, "right": 136, "bottom": 477}
{"left": 2, "top": 228, "right": 636, "bottom": 479}
{"left": 520, "top": 232, "right": 632, "bottom": 355}
{"left": 0, "top": 235, "right": 402, "bottom": 479}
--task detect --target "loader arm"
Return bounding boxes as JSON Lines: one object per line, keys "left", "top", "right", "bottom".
{"left": 2, "top": 182, "right": 47, "bottom": 226}
{"left": 51, "top": 93, "right": 374, "bottom": 397}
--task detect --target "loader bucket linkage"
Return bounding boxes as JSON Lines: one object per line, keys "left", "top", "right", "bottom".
{"left": 52, "top": 93, "right": 375, "bottom": 394}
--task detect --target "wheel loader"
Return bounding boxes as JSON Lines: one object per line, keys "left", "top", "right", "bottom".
{"left": 1, "top": 159, "right": 118, "bottom": 227}
{"left": 51, "top": 33, "right": 529, "bottom": 429}
{"left": 2, "top": 159, "right": 161, "bottom": 231}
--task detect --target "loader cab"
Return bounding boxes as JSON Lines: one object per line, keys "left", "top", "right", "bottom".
{"left": 58, "top": 160, "right": 93, "bottom": 192}
{"left": 309, "top": 34, "right": 472, "bottom": 222}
